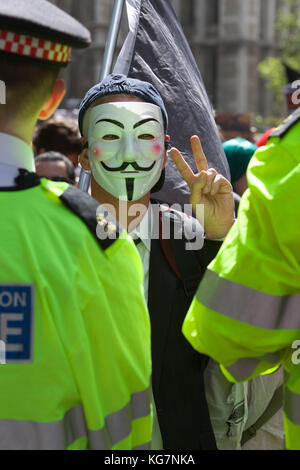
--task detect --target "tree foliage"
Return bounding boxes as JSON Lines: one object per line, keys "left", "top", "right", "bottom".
{"left": 258, "top": 0, "right": 300, "bottom": 118}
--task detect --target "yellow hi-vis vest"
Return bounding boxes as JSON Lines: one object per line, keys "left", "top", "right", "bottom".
{"left": 0, "top": 177, "right": 152, "bottom": 450}
{"left": 183, "top": 110, "right": 300, "bottom": 450}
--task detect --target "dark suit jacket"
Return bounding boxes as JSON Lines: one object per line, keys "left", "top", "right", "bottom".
{"left": 148, "top": 210, "right": 222, "bottom": 450}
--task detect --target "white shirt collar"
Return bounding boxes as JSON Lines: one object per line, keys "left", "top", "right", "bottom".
{"left": 130, "top": 203, "right": 153, "bottom": 252}
{"left": 0, "top": 132, "right": 35, "bottom": 187}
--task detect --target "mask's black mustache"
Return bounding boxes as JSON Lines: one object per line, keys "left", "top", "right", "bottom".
{"left": 101, "top": 161, "right": 156, "bottom": 172}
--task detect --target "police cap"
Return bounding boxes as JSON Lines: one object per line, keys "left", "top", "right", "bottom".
{"left": 0, "top": 0, "right": 91, "bottom": 66}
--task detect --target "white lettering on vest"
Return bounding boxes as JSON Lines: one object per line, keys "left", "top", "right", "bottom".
{"left": 0, "top": 291, "right": 27, "bottom": 308}
{"left": 0, "top": 313, "right": 24, "bottom": 351}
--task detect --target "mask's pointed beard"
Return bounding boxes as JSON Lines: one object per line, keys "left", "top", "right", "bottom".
{"left": 126, "top": 178, "right": 135, "bottom": 201}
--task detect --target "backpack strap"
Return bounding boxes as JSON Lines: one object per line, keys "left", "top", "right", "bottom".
{"left": 169, "top": 236, "right": 202, "bottom": 298}
{"left": 241, "top": 385, "right": 283, "bottom": 446}
{"left": 158, "top": 206, "right": 203, "bottom": 298}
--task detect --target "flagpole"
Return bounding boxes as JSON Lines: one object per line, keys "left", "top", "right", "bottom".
{"left": 100, "top": 0, "right": 125, "bottom": 81}
{"left": 78, "top": 0, "right": 125, "bottom": 192}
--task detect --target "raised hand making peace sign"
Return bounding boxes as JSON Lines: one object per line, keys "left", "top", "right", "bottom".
{"left": 170, "top": 135, "right": 235, "bottom": 240}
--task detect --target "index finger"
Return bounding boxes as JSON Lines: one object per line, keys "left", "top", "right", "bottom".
{"left": 169, "top": 147, "right": 196, "bottom": 188}
{"left": 191, "top": 135, "right": 209, "bottom": 173}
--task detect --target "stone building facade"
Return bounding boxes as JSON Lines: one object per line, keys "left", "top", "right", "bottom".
{"left": 50, "top": 0, "right": 291, "bottom": 117}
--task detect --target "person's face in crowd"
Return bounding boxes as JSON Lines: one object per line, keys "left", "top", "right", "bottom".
{"left": 66, "top": 153, "right": 79, "bottom": 167}
{"left": 38, "top": 148, "right": 79, "bottom": 168}
{"left": 81, "top": 95, "right": 169, "bottom": 202}
{"left": 35, "top": 160, "right": 70, "bottom": 181}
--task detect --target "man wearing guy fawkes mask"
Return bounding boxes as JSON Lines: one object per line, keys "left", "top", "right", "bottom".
{"left": 79, "top": 74, "right": 235, "bottom": 450}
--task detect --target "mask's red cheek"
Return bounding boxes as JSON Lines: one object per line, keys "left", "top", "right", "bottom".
{"left": 152, "top": 142, "right": 162, "bottom": 155}
{"left": 92, "top": 146, "right": 102, "bottom": 160}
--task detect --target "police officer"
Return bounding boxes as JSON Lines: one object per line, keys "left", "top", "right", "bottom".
{"left": 181, "top": 106, "right": 300, "bottom": 450}
{"left": 0, "top": 0, "right": 152, "bottom": 450}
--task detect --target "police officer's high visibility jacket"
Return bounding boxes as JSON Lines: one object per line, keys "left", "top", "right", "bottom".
{"left": 182, "top": 109, "right": 300, "bottom": 450}
{"left": 0, "top": 175, "right": 152, "bottom": 450}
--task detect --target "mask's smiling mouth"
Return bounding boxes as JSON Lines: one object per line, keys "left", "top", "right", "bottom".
{"left": 101, "top": 161, "right": 156, "bottom": 172}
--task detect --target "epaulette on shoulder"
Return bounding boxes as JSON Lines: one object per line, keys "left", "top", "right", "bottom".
{"left": 60, "top": 185, "right": 122, "bottom": 250}
{"left": 269, "top": 107, "right": 300, "bottom": 139}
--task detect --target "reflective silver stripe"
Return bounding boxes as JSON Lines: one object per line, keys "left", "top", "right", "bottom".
{"left": 0, "top": 387, "right": 151, "bottom": 450}
{"left": 64, "top": 404, "right": 88, "bottom": 447}
{"left": 227, "top": 353, "right": 281, "bottom": 381}
{"left": 89, "top": 388, "right": 151, "bottom": 449}
{"left": 198, "top": 270, "right": 300, "bottom": 330}
{"left": 132, "top": 388, "right": 151, "bottom": 418}
{"left": 284, "top": 386, "right": 300, "bottom": 426}
{"left": 133, "top": 442, "right": 151, "bottom": 450}
{"left": 0, "top": 405, "right": 86, "bottom": 450}
{"left": 88, "top": 427, "right": 111, "bottom": 450}
{"left": 105, "top": 387, "right": 151, "bottom": 447}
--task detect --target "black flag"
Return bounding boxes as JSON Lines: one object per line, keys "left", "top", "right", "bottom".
{"left": 114, "top": 0, "right": 230, "bottom": 206}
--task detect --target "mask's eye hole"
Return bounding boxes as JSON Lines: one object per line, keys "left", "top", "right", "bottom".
{"left": 138, "top": 134, "right": 155, "bottom": 140}
{"left": 102, "top": 134, "right": 120, "bottom": 141}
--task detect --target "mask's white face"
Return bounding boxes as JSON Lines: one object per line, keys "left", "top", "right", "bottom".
{"left": 88, "top": 102, "right": 165, "bottom": 201}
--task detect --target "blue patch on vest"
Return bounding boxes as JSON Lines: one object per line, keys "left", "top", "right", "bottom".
{"left": 0, "top": 285, "right": 34, "bottom": 363}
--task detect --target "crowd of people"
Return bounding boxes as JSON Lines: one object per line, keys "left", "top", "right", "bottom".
{"left": 0, "top": 0, "right": 299, "bottom": 451}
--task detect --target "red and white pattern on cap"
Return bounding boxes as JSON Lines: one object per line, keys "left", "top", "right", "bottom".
{"left": 0, "top": 30, "right": 71, "bottom": 64}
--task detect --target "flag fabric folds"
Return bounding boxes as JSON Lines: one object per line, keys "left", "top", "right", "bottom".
{"left": 114, "top": 0, "right": 230, "bottom": 206}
